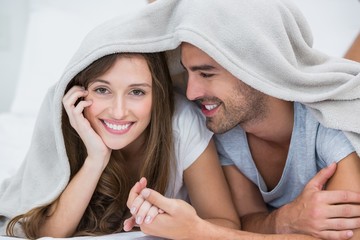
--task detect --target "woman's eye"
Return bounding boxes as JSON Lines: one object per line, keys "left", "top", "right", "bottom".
{"left": 130, "top": 89, "right": 145, "bottom": 96}
{"left": 94, "top": 87, "right": 109, "bottom": 94}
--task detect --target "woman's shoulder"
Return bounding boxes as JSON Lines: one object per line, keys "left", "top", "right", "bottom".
{"left": 173, "top": 92, "right": 203, "bottom": 120}
{"left": 171, "top": 93, "right": 213, "bottom": 171}
{"left": 172, "top": 92, "right": 211, "bottom": 137}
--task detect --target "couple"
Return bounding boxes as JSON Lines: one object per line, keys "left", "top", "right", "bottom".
{"left": 1, "top": 0, "right": 360, "bottom": 239}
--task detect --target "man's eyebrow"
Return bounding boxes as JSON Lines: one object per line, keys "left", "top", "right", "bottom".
{"left": 180, "top": 60, "right": 216, "bottom": 72}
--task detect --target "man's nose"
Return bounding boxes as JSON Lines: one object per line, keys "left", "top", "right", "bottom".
{"left": 186, "top": 76, "right": 204, "bottom": 101}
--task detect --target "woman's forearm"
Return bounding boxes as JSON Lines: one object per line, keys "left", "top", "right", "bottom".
{"left": 38, "top": 157, "right": 105, "bottom": 237}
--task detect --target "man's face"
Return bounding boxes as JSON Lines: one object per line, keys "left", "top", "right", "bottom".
{"left": 181, "top": 43, "right": 268, "bottom": 133}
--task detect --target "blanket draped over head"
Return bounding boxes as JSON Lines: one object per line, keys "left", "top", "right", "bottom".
{"left": 1, "top": 0, "right": 359, "bottom": 235}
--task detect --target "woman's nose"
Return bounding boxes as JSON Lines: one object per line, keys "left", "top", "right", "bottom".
{"left": 109, "top": 96, "right": 126, "bottom": 119}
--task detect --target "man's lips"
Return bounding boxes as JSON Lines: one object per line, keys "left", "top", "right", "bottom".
{"left": 201, "top": 103, "right": 220, "bottom": 116}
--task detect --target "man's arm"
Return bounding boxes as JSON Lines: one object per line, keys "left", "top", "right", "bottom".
{"left": 134, "top": 187, "right": 319, "bottom": 240}
{"left": 325, "top": 152, "right": 360, "bottom": 239}
{"left": 222, "top": 165, "right": 274, "bottom": 231}
{"left": 233, "top": 163, "right": 360, "bottom": 239}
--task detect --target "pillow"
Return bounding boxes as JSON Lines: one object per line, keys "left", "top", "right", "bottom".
{"left": 11, "top": 0, "right": 147, "bottom": 116}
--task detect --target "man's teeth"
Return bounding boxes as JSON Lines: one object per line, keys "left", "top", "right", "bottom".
{"left": 104, "top": 121, "right": 131, "bottom": 130}
{"left": 205, "top": 104, "right": 217, "bottom": 110}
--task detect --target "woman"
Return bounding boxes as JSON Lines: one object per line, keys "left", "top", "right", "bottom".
{"left": 5, "top": 52, "right": 239, "bottom": 238}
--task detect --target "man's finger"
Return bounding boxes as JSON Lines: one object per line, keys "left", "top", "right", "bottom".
{"left": 318, "top": 229, "right": 353, "bottom": 240}
{"left": 140, "top": 188, "right": 174, "bottom": 214}
{"left": 307, "top": 162, "right": 337, "bottom": 190}
{"left": 325, "top": 216, "right": 360, "bottom": 230}
{"left": 326, "top": 192, "right": 360, "bottom": 205}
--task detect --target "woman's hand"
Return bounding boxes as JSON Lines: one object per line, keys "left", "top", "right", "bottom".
{"left": 62, "top": 86, "right": 111, "bottom": 166}
{"left": 124, "top": 178, "right": 163, "bottom": 231}
{"left": 128, "top": 186, "right": 203, "bottom": 240}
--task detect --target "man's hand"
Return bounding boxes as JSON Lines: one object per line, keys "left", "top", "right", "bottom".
{"left": 125, "top": 180, "right": 202, "bottom": 239}
{"left": 277, "top": 163, "right": 360, "bottom": 240}
{"left": 132, "top": 187, "right": 204, "bottom": 240}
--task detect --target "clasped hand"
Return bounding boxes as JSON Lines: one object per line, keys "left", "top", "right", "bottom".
{"left": 124, "top": 178, "right": 202, "bottom": 240}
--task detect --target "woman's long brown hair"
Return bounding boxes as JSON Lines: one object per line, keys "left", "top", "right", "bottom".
{"left": 7, "top": 52, "right": 174, "bottom": 238}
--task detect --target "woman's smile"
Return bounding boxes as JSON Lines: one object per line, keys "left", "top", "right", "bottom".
{"left": 101, "top": 119, "right": 133, "bottom": 134}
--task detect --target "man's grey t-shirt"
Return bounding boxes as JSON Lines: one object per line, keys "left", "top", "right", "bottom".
{"left": 215, "top": 102, "right": 355, "bottom": 209}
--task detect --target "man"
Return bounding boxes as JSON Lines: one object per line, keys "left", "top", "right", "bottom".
{"left": 125, "top": 0, "right": 360, "bottom": 239}
{"left": 128, "top": 42, "right": 360, "bottom": 239}
{"left": 127, "top": 41, "right": 360, "bottom": 239}
{"left": 180, "top": 42, "right": 360, "bottom": 239}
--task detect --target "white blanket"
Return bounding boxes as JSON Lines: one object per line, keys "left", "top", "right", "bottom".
{"left": 1, "top": 0, "right": 359, "bottom": 237}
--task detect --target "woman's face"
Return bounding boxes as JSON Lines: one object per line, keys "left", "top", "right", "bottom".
{"left": 83, "top": 55, "right": 152, "bottom": 151}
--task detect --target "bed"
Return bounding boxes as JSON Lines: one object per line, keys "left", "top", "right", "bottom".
{"left": 0, "top": 0, "right": 162, "bottom": 239}
{"left": 0, "top": 232, "right": 160, "bottom": 240}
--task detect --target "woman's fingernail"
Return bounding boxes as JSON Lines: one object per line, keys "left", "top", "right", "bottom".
{"left": 145, "top": 215, "right": 151, "bottom": 224}
{"left": 136, "top": 216, "right": 143, "bottom": 224}
{"left": 130, "top": 207, "right": 136, "bottom": 214}
{"left": 141, "top": 188, "right": 150, "bottom": 198}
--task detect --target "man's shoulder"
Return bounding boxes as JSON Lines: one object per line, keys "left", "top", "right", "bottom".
{"left": 294, "top": 102, "right": 320, "bottom": 128}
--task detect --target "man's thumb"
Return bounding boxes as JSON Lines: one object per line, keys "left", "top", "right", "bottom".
{"left": 141, "top": 188, "right": 173, "bottom": 213}
{"left": 308, "top": 162, "right": 337, "bottom": 190}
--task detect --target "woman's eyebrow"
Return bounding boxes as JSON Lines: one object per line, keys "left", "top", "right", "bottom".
{"left": 88, "top": 79, "right": 110, "bottom": 85}
{"left": 129, "top": 83, "right": 152, "bottom": 88}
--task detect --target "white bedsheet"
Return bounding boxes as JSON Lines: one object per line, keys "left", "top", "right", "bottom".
{"left": 0, "top": 231, "right": 161, "bottom": 239}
